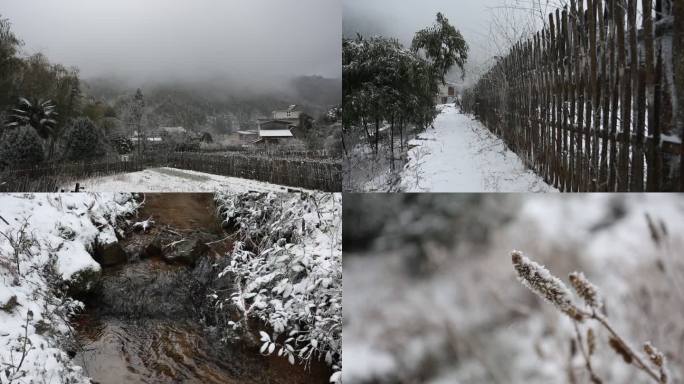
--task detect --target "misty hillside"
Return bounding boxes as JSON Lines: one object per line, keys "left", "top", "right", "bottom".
{"left": 81, "top": 75, "right": 341, "bottom": 133}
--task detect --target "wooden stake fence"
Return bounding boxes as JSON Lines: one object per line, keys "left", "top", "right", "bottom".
{"left": 462, "top": 0, "right": 681, "bottom": 191}
{"left": 0, "top": 152, "right": 342, "bottom": 192}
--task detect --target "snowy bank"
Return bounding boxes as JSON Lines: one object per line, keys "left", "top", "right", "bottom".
{"left": 0, "top": 193, "right": 139, "bottom": 383}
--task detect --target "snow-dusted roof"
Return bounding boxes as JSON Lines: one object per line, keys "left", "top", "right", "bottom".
{"left": 259, "top": 129, "right": 293, "bottom": 137}
{"left": 237, "top": 130, "right": 258, "bottom": 135}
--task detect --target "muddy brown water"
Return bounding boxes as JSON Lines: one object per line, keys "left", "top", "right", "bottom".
{"left": 73, "top": 193, "right": 330, "bottom": 384}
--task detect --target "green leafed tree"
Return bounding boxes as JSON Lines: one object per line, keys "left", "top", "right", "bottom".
{"left": 19, "top": 53, "right": 82, "bottom": 126}
{"left": 411, "top": 12, "right": 469, "bottom": 83}
{"left": 343, "top": 34, "right": 439, "bottom": 159}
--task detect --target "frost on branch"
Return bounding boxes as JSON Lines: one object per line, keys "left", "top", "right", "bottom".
{"left": 512, "top": 250, "right": 670, "bottom": 384}
{"left": 511, "top": 250, "right": 583, "bottom": 320}
{"left": 569, "top": 271, "right": 603, "bottom": 311}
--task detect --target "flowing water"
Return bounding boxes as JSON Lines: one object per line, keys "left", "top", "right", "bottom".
{"left": 72, "top": 193, "right": 331, "bottom": 384}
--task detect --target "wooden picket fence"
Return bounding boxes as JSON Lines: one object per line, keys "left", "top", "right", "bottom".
{"left": 462, "top": 0, "right": 682, "bottom": 191}
{"left": 0, "top": 152, "right": 342, "bottom": 192}
{"left": 166, "top": 152, "right": 341, "bottom": 192}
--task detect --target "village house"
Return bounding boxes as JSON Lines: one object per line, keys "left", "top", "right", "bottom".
{"left": 130, "top": 130, "right": 163, "bottom": 144}
{"left": 238, "top": 130, "right": 259, "bottom": 144}
{"left": 255, "top": 119, "right": 295, "bottom": 145}
{"left": 157, "top": 126, "right": 188, "bottom": 138}
{"left": 235, "top": 106, "right": 308, "bottom": 146}
{"left": 272, "top": 105, "right": 302, "bottom": 123}
{"left": 436, "top": 82, "right": 459, "bottom": 104}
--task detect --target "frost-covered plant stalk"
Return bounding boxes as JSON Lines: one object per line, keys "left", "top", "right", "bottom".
{"left": 511, "top": 250, "right": 669, "bottom": 384}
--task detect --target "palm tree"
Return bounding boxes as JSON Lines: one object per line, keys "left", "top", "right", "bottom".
{"left": 5, "top": 97, "right": 59, "bottom": 157}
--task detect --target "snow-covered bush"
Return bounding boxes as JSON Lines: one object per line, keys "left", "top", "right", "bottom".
{"left": 214, "top": 192, "right": 342, "bottom": 383}
{"left": 0, "top": 193, "right": 140, "bottom": 383}
{"left": 0, "top": 126, "right": 45, "bottom": 170}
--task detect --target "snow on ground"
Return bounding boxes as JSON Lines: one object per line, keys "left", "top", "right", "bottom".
{"left": 344, "top": 194, "right": 684, "bottom": 384}
{"left": 72, "top": 167, "right": 311, "bottom": 193}
{"left": 0, "top": 194, "right": 139, "bottom": 383}
{"left": 343, "top": 145, "right": 400, "bottom": 192}
{"left": 400, "top": 104, "right": 556, "bottom": 192}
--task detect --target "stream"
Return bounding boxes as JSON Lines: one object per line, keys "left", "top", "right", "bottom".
{"left": 71, "top": 193, "right": 331, "bottom": 384}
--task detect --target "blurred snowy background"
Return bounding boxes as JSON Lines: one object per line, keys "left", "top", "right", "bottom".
{"left": 343, "top": 194, "right": 684, "bottom": 383}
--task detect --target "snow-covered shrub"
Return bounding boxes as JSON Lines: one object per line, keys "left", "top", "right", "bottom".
{"left": 214, "top": 192, "right": 342, "bottom": 383}
{"left": 0, "top": 126, "right": 45, "bottom": 170}
{"left": 0, "top": 193, "right": 140, "bottom": 383}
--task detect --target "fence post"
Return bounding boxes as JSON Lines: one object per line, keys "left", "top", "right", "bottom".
{"left": 675, "top": 0, "right": 684, "bottom": 190}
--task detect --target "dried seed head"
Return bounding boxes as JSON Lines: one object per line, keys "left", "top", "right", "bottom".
{"left": 643, "top": 342, "right": 665, "bottom": 367}
{"left": 609, "top": 337, "right": 633, "bottom": 364}
{"left": 644, "top": 342, "right": 670, "bottom": 383}
{"left": 511, "top": 250, "right": 583, "bottom": 320}
{"left": 569, "top": 272, "right": 603, "bottom": 310}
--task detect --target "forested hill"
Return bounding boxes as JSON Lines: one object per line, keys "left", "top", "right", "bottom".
{"left": 82, "top": 75, "right": 341, "bottom": 132}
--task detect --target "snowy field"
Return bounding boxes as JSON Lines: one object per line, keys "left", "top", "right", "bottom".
{"left": 344, "top": 194, "right": 684, "bottom": 384}
{"left": 401, "top": 105, "right": 555, "bottom": 192}
{"left": 72, "top": 167, "right": 310, "bottom": 193}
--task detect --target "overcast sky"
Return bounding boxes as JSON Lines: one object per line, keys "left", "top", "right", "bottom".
{"left": 2, "top": 0, "right": 341, "bottom": 83}
{"left": 343, "top": 0, "right": 528, "bottom": 83}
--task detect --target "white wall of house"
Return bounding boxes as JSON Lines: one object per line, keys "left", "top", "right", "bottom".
{"left": 436, "top": 83, "right": 458, "bottom": 104}
{"left": 273, "top": 110, "right": 302, "bottom": 120}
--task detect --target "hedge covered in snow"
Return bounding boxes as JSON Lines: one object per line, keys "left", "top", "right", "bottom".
{"left": 214, "top": 192, "right": 342, "bottom": 383}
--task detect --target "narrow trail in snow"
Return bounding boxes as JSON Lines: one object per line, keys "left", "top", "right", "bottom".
{"left": 400, "top": 105, "right": 556, "bottom": 192}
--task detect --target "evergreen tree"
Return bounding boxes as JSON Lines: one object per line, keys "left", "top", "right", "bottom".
{"left": 60, "top": 118, "right": 108, "bottom": 161}
{"left": 128, "top": 88, "right": 145, "bottom": 156}
{"left": 0, "top": 15, "right": 22, "bottom": 111}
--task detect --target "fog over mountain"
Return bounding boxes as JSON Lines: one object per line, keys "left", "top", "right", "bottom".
{"left": 3, "top": 0, "right": 341, "bottom": 90}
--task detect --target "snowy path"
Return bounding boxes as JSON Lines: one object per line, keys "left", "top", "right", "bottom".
{"left": 400, "top": 105, "right": 556, "bottom": 192}
{"left": 73, "top": 167, "right": 310, "bottom": 193}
